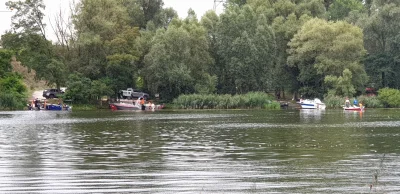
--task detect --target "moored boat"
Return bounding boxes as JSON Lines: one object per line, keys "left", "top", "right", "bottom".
{"left": 110, "top": 102, "right": 164, "bottom": 111}
{"left": 110, "top": 103, "right": 141, "bottom": 110}
{"left": 298, "top": 98, "right": 326, "bottom": 109}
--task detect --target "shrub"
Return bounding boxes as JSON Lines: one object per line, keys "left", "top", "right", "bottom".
{"left": 323, "top": 94, "right": 344, "bottom": 108}
{"left": 358, "top": 95, "right": 383, "bottom": 108}
{"left": 378, "top": 88, "right": 400, "bottom": 108}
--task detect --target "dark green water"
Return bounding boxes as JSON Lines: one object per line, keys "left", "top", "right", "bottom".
{"left": 1, "top": 109, "right": 400, "bottom": 193}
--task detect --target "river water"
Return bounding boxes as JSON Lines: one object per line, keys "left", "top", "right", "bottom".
{"left": 0, "top": 109, "right": 400, "bottom": 193}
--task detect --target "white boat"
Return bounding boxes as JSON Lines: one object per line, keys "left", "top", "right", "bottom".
{"left": 298, "top": 98, "right": 326, "bottom": 109}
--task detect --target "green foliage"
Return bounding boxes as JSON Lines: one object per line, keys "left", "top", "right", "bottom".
{"left": 378, "top": 88, "right": 400, "bottom": 108}
{"left": 64, "top": 73, "right": 92, "bottom": 103}
{"left": 323, "top": 94, "right": 345, "bottom": 108}
{"left": 0, "top": 73, "right": 28, "bottom": 110}
{"left": 0, "top": 49, "right": 13, "bottom": 77}
{"left": 173, "top": 92, "right": 278, "bottom": 109}
{"left": 90, "top": 79, "right": 113, "bottom": 100}
{"left": 327, "top": 0, "right": 364, "bottom": 21}
{"left": 45, "top": 59, "right": 67, "bottom": 89}
{"left": 325, "top": 68, "right": 356, "bottom": 97}
{"left": 358, "top": 95, "right": 384, "bottom": 108}
{"left": 143, "top": 16, "right": 214, "bottom": 101}
{"left": 288, "top": 18, "right": 367, "bottom": 98}
{"left": 6, "top": 0, "right": 46, "bottom": 37}
{"left": 216, "top": 5, "right": 277, "bottom": 94}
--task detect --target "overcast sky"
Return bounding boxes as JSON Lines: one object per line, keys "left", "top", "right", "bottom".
{"left": 0, "top": 0, "right": 224, "bottom": 42}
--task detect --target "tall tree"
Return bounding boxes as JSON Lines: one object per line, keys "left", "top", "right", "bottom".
{"left": 327, "top": 0, "right": 364, "bottom": 21}
{"left": 143, "top": 15, "right": 215, "bottom": 100}
{"left": 216, "top": 5, "right": 276, "bottom": 94}
{"left": 356, "top": 1, "right": 400, "bottom": 89}
{"left": 288, "top": 18, "right": 367, "bottom": 97}
{"left": 6, "top": 0, "right": 47, "bottom": 38}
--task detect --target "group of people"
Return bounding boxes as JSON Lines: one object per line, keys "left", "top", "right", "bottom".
{"left": 345, "top": 97, "right": 363, "bottom": 108}
{"left": 28, "top": 98, "right": 66, "bottom": 110}
{"left": 135, "top": 97, "right": 156, "bottom": 110}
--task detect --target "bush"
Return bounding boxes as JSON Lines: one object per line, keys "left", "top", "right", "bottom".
{"left": 358, "top": 95, "right": 384, "bottom": 108}
{"left": 323, "top": 94, "right": 344, "bottom": 108}
{"left": 378, "top": 88, "right": 400, "bottom": 108}
{"left": 0, "top": 92, "right": 26, "bottom": 110}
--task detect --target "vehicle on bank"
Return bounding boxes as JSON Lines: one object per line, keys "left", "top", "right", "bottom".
{"left": 119, "top": 88, "right": 149, "bottom": 99}
{"left": 42, "top": 88, "right": 66, "bottom": 99}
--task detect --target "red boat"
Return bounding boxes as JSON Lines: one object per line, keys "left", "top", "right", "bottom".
{"left": 110, "top": 103, "right": 164, "bottom": 111}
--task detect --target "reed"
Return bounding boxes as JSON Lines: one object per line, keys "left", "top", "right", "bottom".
{"left": 173, "top": 92, "right": 279, "bottom": 109}
{"left": 323, "top": 95, "right": 344, "bottom": 108}
{"left": 358, "top": 95, "right": 384, "bottom": 108}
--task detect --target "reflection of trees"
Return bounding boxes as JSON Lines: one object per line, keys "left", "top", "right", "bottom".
{"left": 299, "top": 109, "right": 325, "bottom": 123}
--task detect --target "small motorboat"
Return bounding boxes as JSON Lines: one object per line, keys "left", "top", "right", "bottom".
{"left": 110, "top": 103, "right": 141, "bottom": 110}
{"left": 343, "top": 105, "right": 364, "bottom": 111}
{"left": 298, "top": 98, "right": 326, "bottom": 109}
{"left": 28, "top": 103, "right": 72, "bottom": 111}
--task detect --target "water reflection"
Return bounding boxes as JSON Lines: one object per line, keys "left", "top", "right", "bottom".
{"left": 299, "top": 109, "right": 325, "bottom": 122}
{"left": 0, "top": 109, "right": 400, "bottom": 193}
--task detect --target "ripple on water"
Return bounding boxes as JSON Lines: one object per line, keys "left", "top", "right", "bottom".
{"left": 1, "top": 110, "right": 400, "bottom": 193}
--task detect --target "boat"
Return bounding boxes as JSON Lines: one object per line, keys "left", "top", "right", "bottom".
{"left": 110, "top": 102, "right": 164, "bottom": 111}
{"left": 343, "top": 105, "right": 364, "bottom": 111}
{"left": 28, "top": 102, "right": 72, "bottom": 111}
{"left": 298, "top": 98, "right": 326, "bottom": 109}
{"left": 110, "top": 103, "right": 141, "bottom": 110}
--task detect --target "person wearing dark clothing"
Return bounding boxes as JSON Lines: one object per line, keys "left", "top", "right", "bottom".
{"left": 34, "top": 98, "right": 40, "bottom": 110}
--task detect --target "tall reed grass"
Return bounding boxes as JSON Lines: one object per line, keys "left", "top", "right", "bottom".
{"left": 173, "top": 92, "right": 280, "bottom": 109}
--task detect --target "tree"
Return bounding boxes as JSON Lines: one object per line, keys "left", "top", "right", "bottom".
{"left": 0, "top": 73, "right": 28, "bottom": 110}
{"left": 327, "top": 0, "right": 364, "bottom": 21}
{"left": 288, "top": 18, "right": 367, "bottom": 97}
{"left": 354, "top": 2, "right": 400, "bottom": 90}
{"left": 0, "top": 49, "right": 13, "bottom": 77}
{"left": 123, "top": 0, "right": 167, "bottom": 29}
{"left": 64, "top": 73, "right": 92, "bottom": 103}
{"left": 6, "top": 0, "right": 47, "bottom": 38}
{"left": 0, "top": 49, "right": 27, "bottom": 109}
{"left": 216, "top": 5, "right": 276, "bottom": 94}
{"left": 143, "top": 15, "right": 214, "bottom": 101}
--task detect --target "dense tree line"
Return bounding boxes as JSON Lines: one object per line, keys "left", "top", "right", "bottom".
{"left": 1, "top": 0, "right": 400, "bottom": 104}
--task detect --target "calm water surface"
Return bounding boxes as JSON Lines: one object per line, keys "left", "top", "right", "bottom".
{"left": 1, "top": 109, "right": 400, "bottom": 193}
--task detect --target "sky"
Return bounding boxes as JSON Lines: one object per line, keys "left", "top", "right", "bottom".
{"left": 0, "top": 0, "right": 224, "bottom": 42}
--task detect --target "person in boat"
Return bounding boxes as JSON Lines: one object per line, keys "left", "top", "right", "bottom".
{"left": 140, "top": 97, "right": 145, "bottom": 110}
{"left": 345, "top": 97, "right": 350, "bottom": 108}
{"left": 353, "top": 98, "right": 358, "bottom": 107}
